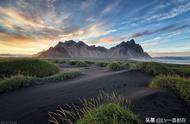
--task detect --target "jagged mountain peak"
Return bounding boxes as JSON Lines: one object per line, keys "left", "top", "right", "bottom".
{"left": 78, "top": 41, "right": 86, "bottom": 45}
{"left": 55, "top": 41, "right": 64, "bottom": 47}
{"left": 127, "top": 39, "right": 135, "bottom": 45}
{"left": 76, "top": 41, "right": 88, "bottom": 47}
{"left": 62, "top": 40, "right": 76, "bottom": 47}
{"left": 117, "top": 39, "right": 136, "bottom": 46}
{"left": 56, "top": 40, "right": 88, "bottom": 48}
{"left": 36, "top": 39, "right": 151, "bottom": 59}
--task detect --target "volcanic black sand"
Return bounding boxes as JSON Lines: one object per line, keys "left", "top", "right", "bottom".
{"left": 0, "top": 65, "right": 189, "bottom": 124}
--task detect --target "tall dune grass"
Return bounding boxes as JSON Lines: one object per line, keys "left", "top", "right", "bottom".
{"left": 49, "top": 92, "right": 140, "bottom": 124}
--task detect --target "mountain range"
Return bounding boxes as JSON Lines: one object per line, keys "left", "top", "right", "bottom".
{"left": 36, "top": 39, "right": 151, "bottom": 59}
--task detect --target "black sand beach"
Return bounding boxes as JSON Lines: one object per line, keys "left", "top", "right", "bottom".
{"left": 0, "top": 65, "right": 189, "bottom": 124}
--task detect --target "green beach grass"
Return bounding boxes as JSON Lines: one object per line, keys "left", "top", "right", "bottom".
{"left": 150, "top": 75, "right": 190, "bottom": 104}
{"left": 68, "top": 60, "right": 88, "bottom": 67}
{"left": 133, "top": 62, "right": 190, "bottom": 77}
{"left": 107, "top": 62, "right": 124, "bottom": 71}
{"left": 0, "top": 58, "right": 59, "bottom": 78}
{"left": 77, "top": 103, "right": 139, "bottom": 124}
{"left": 0, "top": 58, "right": 82, "bottom": 93}
{"left": 49, "top": 92, "right": 140, "bottom": 124}
{"left": 0, "top": 71, "right": 81, "bottom": 93}
{"left": 0, "top": 75, "right": 38, "bottom": 93}
{"left": 96, "top": 61, "right": 109, "bottom": 67}
{"left": 43, "top": 71, "right": 82, "bottom": 82}
{"left": 135, "top": 62, "right": 174, "bottom": 75}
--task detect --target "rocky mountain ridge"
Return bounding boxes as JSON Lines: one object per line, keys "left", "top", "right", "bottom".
{"left": 36, "top": 39, "right": 151, "bottom": 59}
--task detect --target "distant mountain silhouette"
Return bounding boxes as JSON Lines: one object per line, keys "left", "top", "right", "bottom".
{"left": 36, "top": 39, "right": 151, "bottom": 59}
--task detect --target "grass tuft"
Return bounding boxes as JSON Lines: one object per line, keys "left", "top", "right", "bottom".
{"left": 107, "top": 62, "right": 124, "bottom": 71}
{"left": 68, "top": 60, "right": 78, "bottom": 65}
{"left": 48, "top": 59, "right": 66, "bottom": 64}
{"left": 132, "top": 62, "right": 190, "bottom": 77}
{"left": 96, "top": 62, "right": 109, "bottom": 67}
{"left": 0, "top": 71, "right": 81, "bottom": 93}
{"left": 171, "top": 66, "right": 190, "bottom": 77}
{"left": 76, "top": 61, "right": 88, "bottom": 67}
{"left": 77, "top": 103, "right": 139, "bottom": 124}
{"left": 0, "top": 75, "right": 38, "bottom": 93}
{"left": 68, "top": 61, "right": 88, "bottom": 67}
{"left": 136, "top": 62, "right": 174, "bottom": 76}
{"left": 44, "top": 71, "right": 82, "bottom": 81}
{"left": 150, "top": 75, "right": 190, "bottom": 104}
{"left": 84, "top": 61, "right": 95, "bottom": 65}
{"left": 49, "top": 92, "right": 141, "bottom": 124}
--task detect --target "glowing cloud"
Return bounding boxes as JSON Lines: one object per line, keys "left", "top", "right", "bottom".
{"left": 0, "top": 0, "right": 189, "bottom": 56}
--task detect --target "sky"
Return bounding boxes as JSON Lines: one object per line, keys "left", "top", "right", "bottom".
{"left": 0, "top": 0, "right": 190, "bottom": 57}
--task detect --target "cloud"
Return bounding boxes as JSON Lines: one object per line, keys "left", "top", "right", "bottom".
{"left": 81, "top": 0, "right": 95, "bottom": 10}
{"left": 0, "top": 6, "right": 65, "bottom": 41}
{"left": 141, "top": 37, "right": 161, "bottom": 47}
{"left": 146, "top": 2, "right": 190, "bottom": 22}
{"left": 0, "top": 0, "right": 118, "bottom": 43}
{"left": 97, "top": 35, "right": 128, "bottom": 45}
{"left": 0, "top": 3, "right": 116, "bottom": 48}
{"left": 101, "top": 5, "right": 113, "bottom": 15}
{"left": 86, "top": 16, "right": 96, "bottom": 22}
{"left": 0, "top": 7, "right": 45, "bottom": 29}
{"left": 171, "top": 24, "right": 190, "bottom": 31}
{"left": 0, "top": 30, "right": 33, "bottom": 44}
{"left": 0, "top": 0, "right": 189, "bottom": 55}
{"left": 101, "top": 0, "right": 120, "bottom": 15}
{"left": 132, "top": 31, "right": 151, "bottom": 38}
{"left": 59, "top": 22, "right": 117, "bottom": 40}
{"left": 47, "top": 0, "right": 56, "bottom": 3}
{"left": 159, "top": 3, "right": 190, "bottom": 21}
{"left": 99, "top": 37, "right": 115, "bottom": 44}
{"left": 125, "top": 1, "right": 190, "bottom": 25}
{"left": 131, "top": 24, "right": 190, "bottom": 38}
{"left": 16, "top": 0, "right": 29, "bottom": 8}
{"left": 127, "top": 0, "right": 158, "bottom": 17}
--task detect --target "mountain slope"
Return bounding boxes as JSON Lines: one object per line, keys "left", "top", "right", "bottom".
{"left": 36, "top": 39, "right": 151, "bottom": 59}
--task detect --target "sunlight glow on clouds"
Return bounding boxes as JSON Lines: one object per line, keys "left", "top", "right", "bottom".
{"left": 0, "top": 0, "right": 190, "bottom": 56}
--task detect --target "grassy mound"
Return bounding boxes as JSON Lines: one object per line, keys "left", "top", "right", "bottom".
{"left": 76, "top": 61, "right": 88, "bottom": 67}
{"left": 68, "top": 60, "right": 78, "bottom": 65}
{"left": 136, "top": 62, "right": 174, "bottom": 75}
{"left": 107, "top": 62, "right": 124, "bottom": 71}
{"left": 133, "top": 61, "right": 190, "bottom": 77}
{"left": 150, "top": 75, "right": 190, "bottom": 104}
{"left": 48, "top": 59, "right": 66, "bottom": 64}
{"left": 171, "top": 66, "right": 190, "bottom": 77}
{"left": 68, "top": 61, "right": 88, "bottom": 67}
{"left": 96, "top": 61, "right": 109, "bottom": 67}
{"left": 84, "top": 61, "right": 95, "bottom": 65}
{"left": 77, "top": 103, "right": 139, "bottom": 124}
{"left": 44, "top": 71, "right": 82, "bottom": 81}
{"left": 0, "top": 58, "right": 59, "bottom": 78}
{"left": 0, "top": 75, "right": 37, "bottom": 93}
